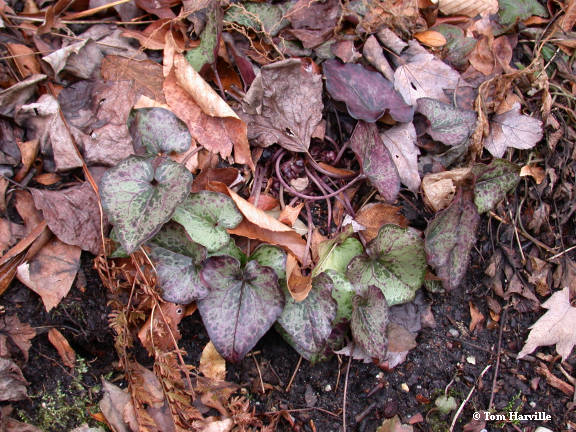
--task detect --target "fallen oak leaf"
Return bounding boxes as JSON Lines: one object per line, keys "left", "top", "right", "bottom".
{"left": 199, "top": 341, "right": 226, "bottom": 381}
{"left": 518, "top": 287, "right": 576, "bottom": 360}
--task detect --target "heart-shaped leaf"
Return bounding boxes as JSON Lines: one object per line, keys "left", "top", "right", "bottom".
{"left": 128, "top": 108, "right": 191, "bottom": 155}
{"left": 472, "top": 159, "right": 520, "bottom": 213}
{"left": 325, "top": 269, "right": 356, "bottom": 325}
{"left": 417, "top": 98, "right": 477, "bottom": 146}
{"left": 198, "top": 256, "right": 284, "bottom": 362}
{"left": 312, "top": 236, "right": 364, "bottom": 277}
{"left": 351, "top": 285, "right": 389, "bottom": 360}
{"left": 276, "top": 272, "right": 337, "bottom": 362}
{"left": 347, "top": 224, "right": 426, "bottom": 306}
{"left": 172, "top": 191, "right": 242, "bottom": 251}
{"left": 100, "top": 155, "right": 194, "bottom": 253}
{"left": 349, "top": 122, "right": 400, "bottom": 202}
{"left": 323, "top": 60, "right": 413, "bottom": 123}
{"left": 148, "top": 223, "right": 208, "bottom": 304}
{"left": 250, "top": 244, "right": 286, "bottom": 280}
{"left": 425, "top": 189, "right": 480, "bottom": 290}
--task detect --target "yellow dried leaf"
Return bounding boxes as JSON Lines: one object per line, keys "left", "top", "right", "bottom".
{"left": 200, "top": 341, "right": 226, "bottom": 381}
{"left": 414, "top": 30, "right": 447, "bottom": 47}
{"left": 438, "top": 0, "right": 498, "bottom": 17}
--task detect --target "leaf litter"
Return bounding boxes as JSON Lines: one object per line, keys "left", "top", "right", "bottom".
{"left": 0, "top": 0, "right": 574, "bottom": 430}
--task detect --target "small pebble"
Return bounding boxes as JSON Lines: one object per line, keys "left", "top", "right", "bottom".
{"left": 324, "top": 384, "right": 332, "bottom": 392}
{"left": 401, "top": 383, "right": 410, "bottom": 393}
{"left": 448, "top": 328, "right": 459, "bottom": 338}
{"left": 466, "top": 355, "right": 476, "bottom": 365}
{"left": 529, "top": 401, "right": 536, "bottom": 408}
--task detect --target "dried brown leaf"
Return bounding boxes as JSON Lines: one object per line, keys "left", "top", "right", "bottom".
{"left": 0, "top": 358, "right": 28, "bottom": 402}
{"left": 438, "top": 0, "right": 498, "bottom": 17}
{"left": 31, "top": 182, "right": 103, "bottom": 255}
{"left": 0, "top": 218, "right": 26, "bottom": 255}
{"left": 137, "top": 302, "right": 183, "bottom": 354}
{"left": 0, "top": 315, "right": 36, "bottom": 361}
{"left": 380, "top": 123, "right": 420, "bottom": 192}
{"left": 17, "top": 238, "right": 81, "bottom": 312}
{"left": 414, "top": 30, "right": 446, "bottom": 47}
{"left": 355, "top": 203, "right": 408, "bottom": 242}
{"left": 5, "top": 43, "right": 42, "bottom": 78}
{"left": 47, "top": 328, "right": 76, "bottom": 369}
{"left": 468, "top": 301, "right": 485, "bottom": 332}
{"left": 520, "top": 164, "right": 545, "bottom": 184}
{"left": 200, "top": 341, "right": 226, "bottom": 381}
{"left": 286, "top": 253, "right": 312, "bottom": 301}
{"left": 0, "top": 74, "right": 47, "bottom": 117}
{"left": 421, "top": 168, "right": 472, "bottom": 212}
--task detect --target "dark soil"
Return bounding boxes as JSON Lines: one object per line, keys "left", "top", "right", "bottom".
{"left": 5, "top": 238, "right": 574, "bottom": 431}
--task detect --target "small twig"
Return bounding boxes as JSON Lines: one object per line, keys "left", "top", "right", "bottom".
{"left": 286, "top": 356, "right": 302, "bottom": 392}
{"left": 549, "top": 244, "right": 576, "bottom": 261}
{"left": 253, "top": 355, "right": 266, "bottom": 394}
{"left": 354, "top": 402, "right": 376, "bottom": 423}
{"left": 342, "top": 354, "right": 352, "bottom": 432}
{"left": 449, "top": 364, "right": 491, "bottom": 432}
{"left": 489, "top": 306, "right": 508, "bottom": 410}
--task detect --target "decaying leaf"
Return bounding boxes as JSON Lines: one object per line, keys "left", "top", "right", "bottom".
{"left": 323, "top": 60, "right": 413, "bottom": 123}
{"left": 0, "top": 315, "right": 36, "bottom": 361}
{"left": 99, "top": 155, "right": 193, "bottom": 253}
{"left": 421, "top": 168, "right": 472, "bottom": 212}
{"left": 518, "top": 287, "right": 576, "bottom": 360}
{"left": 225, "top": 2, "right": 290, "bottom": 37}
{"left": 198, "top": 257, "right": 284, "bottom": 362}
{"left": 149, "top": 223, "right": 209, "bottom": 304}
{"left": 394, "top": 41, "right": 462, "bottom": 106}
{"left": 347, "top": 224, "right": 427, "bottom": 306}
{"left": 484, "top": 103, "right": 543, "bottom": 157}
{"left": 0, "top": 74, "right": 46, "bottom": 117}
{"left": 30, "top": 182, "right": 103, "bottom": 255}
{"left": 349, "top": 122, "right": 400, "bottom": 203}
{"left": 17, "top": 238, "right": 81, "bottom": 312}
{"left": 241, "top": 59, "right": 323, "bottom": 153}
{"left": 380, "top": 122, "right": 420, "bottom": 192}
{"left": 376, "top": 415, "right": 414, "bottom": 432}
{"left": 287, "top": 0, "right": 341, "bottom": 48}
{"left": 276, "top": 272, "right": 337, "bottom": 362}
{"left": 425, "top": 189, "right": 480, "bottom": 291}
{"left": 351, "top": 285, "right": 389, "bottom": 360}
{"left": 172, "top": 191, "right": 242, "bottom": 251}
{"left": 0, "top": 358, "right": 28, "bottom": 402}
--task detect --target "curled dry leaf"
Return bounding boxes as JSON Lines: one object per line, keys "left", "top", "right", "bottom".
{"left": 421, "top": 168, "right": 472, "bottom": 212}
{"left": 17, "top": 239, "right": 81, "bottom": 312}
{"left": 484, "top": 102, "right": 543, "bottom": 157}
{"left": 414, "top": 30, "right": 447, "bottom": 47}
{"left": 520, "top": 164, "right": 546, "bottom": 184}
{"left": 16, "top": 94, "right": 83, "bottom": 172}
{"left": 199, "top": 341, "right": 226, "bottom": 381}
{"left": 438, "top": 0, "right": 498, "bottom": 17}
{"left": 209, "top": 182, "right": 307, "bottom": 263}
{"left": 241, "top": 58, "right": 323, "bottom": 153}
{"left": 285, "top": 253, "right": 312, "bottom": 301}
{"left": 0, "top": 74, "right": 46, "bottom": 117}
{"left": 468, "top": 301, "right": 485, "bottom": 332}
{"left": 47, "top": 328, "right": 76, "bottom": 369}
{"left": 138, "top": 302, "right": 184, "bottom": 354}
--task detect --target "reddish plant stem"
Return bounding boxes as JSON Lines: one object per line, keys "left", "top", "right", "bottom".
{"left": 304, "top": 166, "right": 332, "bottom": 232}
{"left": 275, "top": 150, "right": 365, "bottom": 201}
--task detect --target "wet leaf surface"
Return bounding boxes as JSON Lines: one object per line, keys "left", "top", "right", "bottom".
{"left": 198, "top": 257, "right": 284, "bottom": 362}
{"left": 347, "top": 225, "right": 426, "bottom": 306}
{"left": 276, "top": 272, "right": 337, "bottom": 362}
{"left": 99, "top": 155, "right": 193, "bottom": 253}
{"left": 172, "top": 191, "right": 242, "bottom": 251}
{"left": 323, "top": 60, "right": 413, "bottom": 123}
{"left": 425, "top": 189, "right": 480, "bottom": 290}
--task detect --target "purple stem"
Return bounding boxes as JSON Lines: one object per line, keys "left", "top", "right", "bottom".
{"left": 275, "top": 151, "right": 365, "bottom": 201}
{"left": 304, "top": 166, "right": 332, "bottom": 233}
